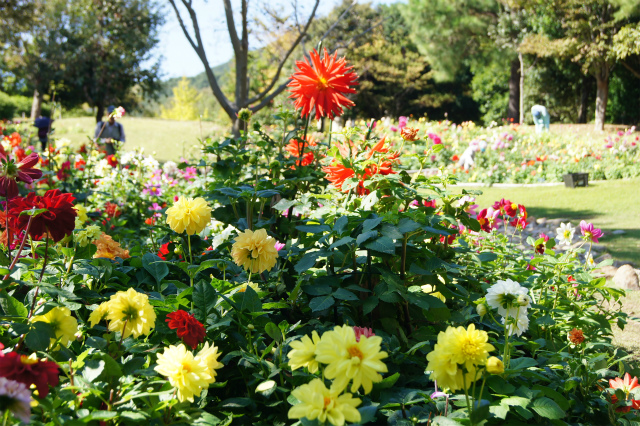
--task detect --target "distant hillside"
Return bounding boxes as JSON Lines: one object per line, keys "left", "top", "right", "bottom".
{"left": 163, "top": 61, "right": 231, "bottom": 94}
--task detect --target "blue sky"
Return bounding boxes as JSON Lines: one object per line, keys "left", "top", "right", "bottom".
{"left": 157, "top": 0, "right": 404, "bottom": 79}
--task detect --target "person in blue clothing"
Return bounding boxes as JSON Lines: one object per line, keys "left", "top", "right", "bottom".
{"left": 33, "top": 116, "right": 53, "bottom": 150}
{"left": 531, "top": 105, "right": 550, "bottom": 133}
{"left": 94, "top": 105, "right": 126, "bottom": 155}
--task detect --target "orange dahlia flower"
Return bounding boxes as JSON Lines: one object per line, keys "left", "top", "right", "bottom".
{"left": 285, "top": 136, "right": 317, "bottom": 167}
{"left": 288, "top": 49, "right": 358, "bottom": 120}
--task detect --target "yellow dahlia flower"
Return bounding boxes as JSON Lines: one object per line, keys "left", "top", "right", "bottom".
{"left": 31, "top": 306, "right": 78, "bottom": 348}
{"left": 288, "top": 331, "right": 321, "bottom": 373}
{"left": 75, "top": 225, "right": 102, "bottom": 248}
{"left": 88, "top": 302, "right": 110, "bottom": 327}
{"left": 105, "top": 288, "right": 156, "bottom": 338}
{"left": 195, "top": 342, "right": 224, "bottom": 383}
{"left": 154, "top": 344, "right": 212, "bottom": 402}
{"left": 426, "top": 324, "right": 494, "bottom": 391}
{"left": 288, "top": 378, "right": 361, "bottom": 426}
{"left": 166, "top": 197, "right": 211, "bottom": 235}
{"left": 74, "top": 205, "right": 89, "bottom": 224}
{"left": 315, "top": 325, "right": 388, "bottom": 394}
{"left": 231, "top": 229, "right": 278, "bottom": 274}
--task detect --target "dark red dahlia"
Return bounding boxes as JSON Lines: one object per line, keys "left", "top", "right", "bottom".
{"left": 166, "top": 310, "right": 206, "bottom": 349}
{"left": 9, "top": 189, "right": 76, "bottom": 242}
{"left": 0, "top": 352, "right": 59, "bottom": 398}
{"left": 0, "top": 152, "right": 43, "bottom": 198}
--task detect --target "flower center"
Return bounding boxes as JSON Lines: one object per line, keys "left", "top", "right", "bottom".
{"left": 20, "top": 354, "right": 38, "bottom": 365}
{"left": 585, "top": 231, "right": 592, "bottom": 239}
{"left": 461, "top": 338, "right": 480, "bottom": 359}
{"left": 316, "top": 77, "right": 329, "bottom": 90}
{"left": 348, "top": 345, "right": 364, "bottom": 361}
{"left": 564, "top": 230, "right": 571, "bottom": 239}
{"left": 323, "top": 396, "right": 332, "bottom": 408}
{"left": 122, "top": 305, "right": 139, "bottom": 321}
{"left": 182, "top": 361, "right": 191, "bottom": 373}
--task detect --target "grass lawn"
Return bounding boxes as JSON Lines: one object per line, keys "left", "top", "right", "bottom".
{"left": 456, "top": 179, "right": 640, "bottom": 264}
{"left": 52, "top": 117, "right": 224, "bottom": 161}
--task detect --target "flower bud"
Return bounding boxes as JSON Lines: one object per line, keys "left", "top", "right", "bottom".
{"left": 517, "top": 294, "right": 530, "bottom": 307}
{"left": 476, "top": 303, "right": 487, "bottom": 317}
{"left": 174, "top": 246, "right": 183, "bottom": 255}
{"left": 237, "top": 108, "right": 252, "bottom": 122}
{"left": 247, "top": 324, "right": 255, "bottom": 330}
{"left": 486, "top": 356, "right": 504, "bottom": 374}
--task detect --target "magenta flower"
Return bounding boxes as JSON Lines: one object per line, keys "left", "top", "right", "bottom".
{"left": 0, "top": 153, "right": 43, "bottom": 198}
{"left": 274, "top": 241, "right": 285, "bottom": 251}
{"left": 428, "top": 133, "right": 442, "bottom": 145}
{"left": 535, "top": 233, "right": 550, "bottom": 255}
{"left": 477, "top": 207, "right": 500, "bottom": 232}
{"left": 579, "top": 220, "right": 603, "bottom": 243}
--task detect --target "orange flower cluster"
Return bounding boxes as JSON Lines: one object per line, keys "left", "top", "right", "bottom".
{"left": 93, "top": 232, "right": 130, "bottom": 259}
{"left": 568, "top": 328, "right": 584, "bottom": 345}
{"left": 285, "top": 136, "right": 317, "bottom": 167}
{"left": 322, "top": 137, "right": 399, "bottom": 196}
{"left": 400, "top": 127, "right": 419, "bottom": 142}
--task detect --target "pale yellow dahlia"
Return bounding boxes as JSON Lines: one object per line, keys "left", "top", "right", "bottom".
{"left": 288, "top": 378, "right": 361, "bottom": 426}
{"left": 288, "top": 331, "right": 321, "bottom": 373}
{"left": 195, "top": 342, "right": 224, "bottom": 383}
{"left": 105, "top": 288, "right": 156, "bottom": 338}
{"left": 154, "top": 344, "right": 212, "bottom": 402}
{"left": 486, "top": 356, "right": 504, "bottom": 374}
{"left": 166, "top": 197, "right": 211, "bottom": 235}
{"left": 31, "top": 306, "right": 78, "bottom": 348}
{"left": 315, "top": 325, "right": 388, "bottom": 394}
{"left": 426, "top": 324, "right": 494, "bottom": 391}
{"left": 75, "top": 225, "right": 102, "bottom": 248}
{"left": 88, "top": 302, "right": 111, "bottom": 327}
{"left": 74, "top": 205, "right": 89, "bottom": 224}
{"left": 231, "top": 229, "right": 278, "bottom": 274}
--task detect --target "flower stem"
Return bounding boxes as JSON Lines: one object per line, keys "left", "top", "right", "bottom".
{"left": 3, "top": 216, "right": 34, "bottom": 281}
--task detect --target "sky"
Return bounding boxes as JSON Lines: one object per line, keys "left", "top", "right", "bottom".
{"left": 157, "top": 0, "right": 404, "bottom": 79}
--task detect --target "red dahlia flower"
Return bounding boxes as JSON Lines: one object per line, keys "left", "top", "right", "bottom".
{"left": 609, "top": 373, "right": 640, "bottom": 412}
{"left": 353, "top": 326, "right": 375, "bottom": 342}
{"left": 0, "top": 352, "right": 59, "bottom": 398}
{"left": 106, "top": 155, "right": 118, "bottom": 168}
{"left": 285, "top": 136, "right": 316, "bottom": 167}
{"left": 8, "top": 132, "right": 21, "bottom": 147}
{"left": 166, "top": 310, "right": 206, "bottom": 349}
{"left": 288, "top": 48, "right": 358, "bottom": 120}
{"left": 9, "top": 189, "right": 76, "bottom": 242}
{"left": 0, "top": 153, "right": 43, "bottom": 199}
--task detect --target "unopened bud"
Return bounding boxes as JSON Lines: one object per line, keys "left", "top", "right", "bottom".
{"left": 237, "top": 108, "right": 252, "bottom": 122}
{"left": 486, "top": 356, "right": 505, "bottom": 374}
{"left": 247, "top": 324, "right": 255, "bottom": 330}
{"left": 517, "top": 295, "right": 530, "bottom": 307}
{"left": 476, "top": 304, "right": 487, "bottom": 317}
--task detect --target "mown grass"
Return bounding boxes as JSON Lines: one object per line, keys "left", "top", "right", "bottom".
{"left": 52, "top": 117, "right": 224, "bottom": 161}
{"left": 457, "top": 178, "right": 640, "bottom": 264}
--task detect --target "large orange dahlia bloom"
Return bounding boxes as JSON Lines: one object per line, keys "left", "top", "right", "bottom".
{"left": 288, "top": 49, "right": 358, "bottom": 120}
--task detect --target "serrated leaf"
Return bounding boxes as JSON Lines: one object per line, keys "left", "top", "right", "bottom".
{"left": 397, "top": 218, "right": 420, "bottom": 233}
{"left": 233, "top": 286, "right": 261, "bottom": 312}
{"left": 333, "top": 288, "right": 359, "bottom": 301}
{"left": 296, "top": 224, "right": 330, "bottom": 234}
{"left": 309, "top": 295, "right": 335, "bottom": 312}
{"left": 193, "top": 281, "right": 217, "bottom": 322}
{"left": 333, "top": 216, "right": 348, "bottom": 235}
{"left": 362, "top": 296, "right": 379, "bottom": 315}
{"left": 362, "top": 217, "right": 383, "bottom": 233}
{"left": 356, "top": 231, "right": 378, "bottom": 245}
{"left": 364, "top": 236, "right": 395, "bottom": 254}
{"left": 0, "top": 293, "right": 27, "bottom": 317}
{"left": 531, "top": 397, "right": 565, "bottom": 419}
{"left": 295, "top": 251, "right": 321, "bottom": 273}
{"left": 329, "top": 236, "right": 354, "bottom": 250}
{"left": 142, "top": 253, "right": 169, "bottom": 285}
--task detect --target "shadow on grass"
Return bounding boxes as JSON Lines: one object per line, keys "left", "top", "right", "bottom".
{"left": 601, "top": 229, "right": 640, "bottom": 265}
{"left": 525, "top": 206, "right": 603, "bottom": 221}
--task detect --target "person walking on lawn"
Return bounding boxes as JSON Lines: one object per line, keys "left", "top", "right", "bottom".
{"left": 94, "top": 105, "right": 126, "bottom": 155}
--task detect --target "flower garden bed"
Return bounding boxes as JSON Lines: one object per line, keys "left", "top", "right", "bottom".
{"left": 0, "top": 50, "right": 637, "bottom": 426}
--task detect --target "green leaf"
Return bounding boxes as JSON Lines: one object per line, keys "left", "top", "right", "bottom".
{"left": 356, "top": 231, "right": 378, "bottom": 245}
{"left": 362, "top": 296, "right": 379, "bottom": 315}
{"left": 295, "top": 251, "right": 321, "bottom": 273}
{"left": 0, "top": 293, "right": 27, "bottom": 317}
{"left": 333, "top": 288, "right": 359, "bottom": 301}
{"left": 508, "top": 357, "right": 537, "bottom": 370}
{"left": 193, "top": 281, "right": 218, "bottom": 322}
{"left": 309, "top": 295, "right": 335, "bottom": 312}
{"left": 142, "top": 253, "right": 169, "bottom": 285}
{"left": 301, "top": 284, "right": 332, "bottom": 296}
{"left": 477, "top": 252, "right": 498, "bottom": 263}
{"left": 82, "top": 359, "right": 106, "bottom": 383}
{"left": 329, "top": 236, "right": 354, "bottom": 250}
{"left": 500, "top": 396, "right": 530, "bottom": 408}
{"left": 364, "top": 236, "right": 396, "bottom": 254}
{"left": 25, "top": 322, "right": 54, "bottom": 352}
{"left": 531, "top": 397, "right": 565, "bottom": 419}
{"left": 233, "top": 286, "right": 261, "bottom": 312}
{"left": 264, "top": 322, "right": 282, "bottom": 342}
{"left": 296, "top": 224, "right": 331, "bottom": 234}
{"left": 397, "top": 218, "right": 420, "bottom": 233}
{"left": 362, "top": 217, "right": 383, "bottom": 233}
{"left": 333, "top": 216, "right": 348, "bottom": 235}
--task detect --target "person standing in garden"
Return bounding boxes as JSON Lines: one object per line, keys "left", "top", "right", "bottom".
{"left": 33, "top": 116, "right": 53, "bottom": 150}
{"left": 94, "top": 105, "right": 126, "bottom": 155}
{"left": 531, "top": 105, "right": 550, "bottom": 133}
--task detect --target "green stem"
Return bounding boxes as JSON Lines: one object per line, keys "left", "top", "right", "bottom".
{"left": 463, "top": 373, "right": 474, "bottom": 425}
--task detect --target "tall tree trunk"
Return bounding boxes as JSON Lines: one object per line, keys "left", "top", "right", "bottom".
{"left": 507, "top": 58, "right": 520, "bottom": 123}
{"left": 594, "top": 63, "right": 609, "bottom": 131}
{"left": 96, "top": 103, "right": 105, "bottom": 123}
{"left": 577, "top": 76, "right": 591, "bottom": 124}
{"left": 518, "top": 53, "right": 524, "bottom": 124}
{"left": 30, "top": 89, "right": 42, "bottom": 119}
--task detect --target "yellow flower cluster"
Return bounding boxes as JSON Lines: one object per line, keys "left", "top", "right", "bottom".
{"left": 74, "top": 205, "right": 89, "bottom": 227}
{"left": 74, "top": 225, "right": 102, "bottom": 248}
{"left": 31, "top": 306, "right": 78, "bottom": 349}
{"left": 89, "top": 288, "right": 156, "bottom": 338}
{"left": 93, "top": 233, "right": 130, "bottom": 259}
{"left": 426, "top": 324, "right": 495, "bottom": 391}
{"left": 287, "top": 325, "right": 388, "bottom": 426}
{"left": 154, "top": 342, "right": 223, "bottom": 402}
{"left": 231, "top": 229, "right": 278, "bottom": 274}
{"left": 165, "top": 197, "right": 211, "bottom": 235}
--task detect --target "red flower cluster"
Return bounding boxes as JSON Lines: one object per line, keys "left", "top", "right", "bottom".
{"left": 8, "top": 189, "right": 76, "bottom": 242}
{"left": 106, "top": 155, "right": 118, "bottom": 168}
{"left": 7, "top": 132, "right": 21, "bottom": 147}
{"left": 0, "top": 350, "right": 59, "bottom": 398}
{"left": 166, "top": 310, "right": 206, "bottom": 349}
{"left": 353, "top": 326, "right": 375, "bottom": 342}
{"left": 104, "top": 202, "right": 121, "bottom": 218}
{"left": 609, "top": 373, "right": 640, "bottom": 412}
{"left": 288, "top": 48, "right": 358, "bottom": 120}
{"left": 57, "top": 161, "right": 71, "bottom": 181}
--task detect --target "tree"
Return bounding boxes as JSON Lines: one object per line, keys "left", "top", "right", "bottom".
{"left": 168, "top": 0, "right": 320, "bottom": 135}
{"left": 161, "top": 77, "right": 202, "bottom": 120}
{"left": 6, "top": 0, "right": 164, "bottom": 121}
{"left": 521, "top": 0, "right": 640, "bottom": 130}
